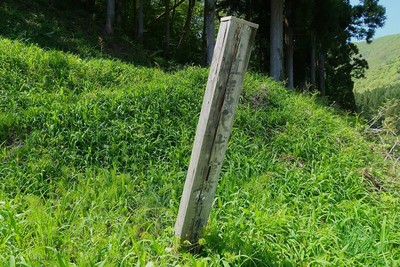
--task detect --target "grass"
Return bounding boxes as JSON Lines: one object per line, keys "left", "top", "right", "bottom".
{"left": 0, "top": 36, "right": 399, "bottom": 266}
{"left": 0, "top": 0, "right": 150, "bottom": 65}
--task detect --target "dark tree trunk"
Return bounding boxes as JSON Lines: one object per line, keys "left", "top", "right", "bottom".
{"left": 178, "top": 0, "right": 196, "bottom": 48}
{"left": 270, "top": 0, "right": 284, "bottom": 81}
{"left": 116, "top": 0, "right": 123, "bottom": 27}
{"left": 105, "top": 0, "right": 115, "bottom": 35}
{"left": 132, "top": 0, "right": 137, "bottom": 39}
{"left": 84, "top": 0, "right": 95, "bottom": 11}
{"left": 284, "top": 0, "right": 294, "bottom": 89}
{"left": 204, "top": 0, "right": 216, "bottom": 65}
{"left": 147, "top": 0, "right": 185, "bottom": 27}
{"left": 171, "top": 0, "right": 177, "bottom": 26}
{"left": 164, "top": 0, "right": 170, "bottom": 57}
{"left": 318, "top": 52, "right": 326, "bottom": 96}
{"left": 245, "top": 0, "right": 252, "bottom": 20}
{"left": 138, "top": 0, "right": 144, "bottom": 43}
{"left": 310, "top": 34, "right": 316, "bottom": 90}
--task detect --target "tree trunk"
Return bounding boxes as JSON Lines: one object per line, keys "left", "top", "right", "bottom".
{"left": 204, "top": 0, "right": 216, "bottom": 65}
{"left": 245, "top": 0, "right": 252, "bottom": 20}
{"left": 284, "top": 0, "right": 294, "bottom": 89}
{"left": 164, "top": 0, "right": 170, "bottom": 57}
{"left": 84, "top": 0, "right": 95, "bottom": 11}
{"left": 105, "top": 0, "right": 115, "bottom": 35}
{"left": 171, "top": 0, "right": 177, "bottom": 26}
{"left": 138, "top": 0, "right": 144, "bottom": 43}
{"left": 178, "top": 0, "right": 196, "bottom": 48}
{"left": 319, "top": 52, "right": 326, "bottom": 96}
{"left": 132, "top": 0, "right": 137, "bottom": 38}
{"left": 270, "top": 0, "right": 284, "bottom": 81}
{"left": 310, "top": 34, "right": 316, "bottom": 90}
{"left": 116, "top": 0, "right": 123, "bottom": 27}
{"left": 202, "top": 10, "right": 207, "bottom": 65}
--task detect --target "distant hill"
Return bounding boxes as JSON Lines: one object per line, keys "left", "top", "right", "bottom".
{"left": 353, "top": 34, "right": 400, "bottom": 119}
{"left": 354, "top": 34, "right": 400, "bottom": 93}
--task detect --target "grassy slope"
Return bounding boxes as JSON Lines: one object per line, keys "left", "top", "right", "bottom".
{"left": 354, "top": 34, "right": 400, "bottom": 93}
{"left": 1, "top": 2, "right": 399, "bottom": 265}
{"left": 0, "top": 37, "right": 399, "bottom": 266}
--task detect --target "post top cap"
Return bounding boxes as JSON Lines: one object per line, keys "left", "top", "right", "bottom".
{"left": 221, "top": 16, "right": 259, "bottom": 29}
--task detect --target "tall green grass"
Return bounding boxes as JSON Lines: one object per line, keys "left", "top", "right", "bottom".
{"left": 0, "top": 38, "right": 399, "bottom": 266}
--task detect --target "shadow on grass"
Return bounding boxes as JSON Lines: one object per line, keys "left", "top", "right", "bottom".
{"left": 0, "top": 0, "right": 150, "bottom": 66}
{"left": 200, "top": 229, "right": 294, "bottom": 267}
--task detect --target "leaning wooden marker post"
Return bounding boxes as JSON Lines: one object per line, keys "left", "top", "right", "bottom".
{"left": 175, "top": 16, "right": 258, "bottom": 245}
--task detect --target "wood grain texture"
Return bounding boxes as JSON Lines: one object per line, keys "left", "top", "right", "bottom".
{"left": 175, "top": 16, "right": 258, "bottom": 244}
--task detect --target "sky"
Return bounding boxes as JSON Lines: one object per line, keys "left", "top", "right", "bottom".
{"left": 350, "top": 0, "right": 400, "bottom": 38}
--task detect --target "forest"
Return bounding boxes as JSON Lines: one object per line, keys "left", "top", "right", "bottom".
{"left": 92, "top": 0, "right": 386, "bottom": 111}
{"left": 3, "top": 0, "right": 387, "bottom": 110}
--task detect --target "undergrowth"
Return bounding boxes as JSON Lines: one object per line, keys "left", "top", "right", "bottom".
{"left": 0, "top": 0, "right": 150, "bottom": 65}
{"left": 0, "top": 38, "right": 399, "bottom": 266}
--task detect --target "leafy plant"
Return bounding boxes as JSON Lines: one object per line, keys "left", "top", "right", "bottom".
{"left": 0, "top": 36, "right": 399, "bottom": 266}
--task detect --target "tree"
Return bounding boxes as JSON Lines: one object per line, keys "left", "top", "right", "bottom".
{"left": 284, "top": 0, "right": 294, "bottom": 88}
{"left": 310, "top": 34, "right": 316, "bottom": 90}
{"left": 178, "top": 0, "right": 196, "bottom": 48}
{"left": 270, "top": 0, "right": 284, "bottom": 81}
{"left": 317, "top": 0, "right": 384, "bottom": 109}
{"left": 83, "top": 0, "right": 96, "bottom": 11}
{"left": 105, "top": 0, "right": 116, "bottom": 35}
{"left": 209, "top": 0, "right": 384, "bottom": 110}
{"left": 204, "top": 0, "right": 216, "bottom": 65}
{"left": 318, "top": 52, "right": 326, "bottom": 96}
{"left": 138, "top": 0, "right": 144, "bottom": 43}
{"left": 164, "top": 0, "right": 170, "bottom": 57}
{"left": 350, "top": 0, "right": 386, "bottom": 43}
{"left": 131, "top": 0, "right": 138, "bottom": 39}
{"left": 95, "top": 0, "right": 383, "bottom": 107}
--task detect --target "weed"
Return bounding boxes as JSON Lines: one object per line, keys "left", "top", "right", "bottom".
{"left": 0, "top": 38, "right": 399, "bottom": 266}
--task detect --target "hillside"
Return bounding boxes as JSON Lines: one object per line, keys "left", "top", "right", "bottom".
{"left": 0, "top": 37, "right": 399, "bottom": 266}
{"left": 354, "top": 34, "right": 400, "bottom": 93}
{"left": 353, "top": 34, "right": 400, "bottom": 119}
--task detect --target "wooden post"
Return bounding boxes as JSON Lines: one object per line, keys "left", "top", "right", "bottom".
{"left": 175, "top": 16, "right": 258, "bottom": 245}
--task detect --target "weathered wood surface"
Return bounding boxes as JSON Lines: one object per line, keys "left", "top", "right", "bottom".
{"left": 175, "top": 16, "right": 258, "bottom": 244}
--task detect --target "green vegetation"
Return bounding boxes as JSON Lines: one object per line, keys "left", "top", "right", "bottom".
{"left": 353, "top": 34, "right": 399, "bottom": 158}
{"left": 1, "top": 0, "right": 387, "bottom": 110}
{"left": 0, "top": 0, "right": 150, "bottom": 65}
{"left": 0, "top": 0, "right": 398, "bottom": 265}
{"left": 1, "top": 37, "right": 399, "bottom": 266}
{"left": 354, "top": 34, "right": 400, "bottom": 92}
{"left": 354, "top": 34, "right": 400, "bottom": 119}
